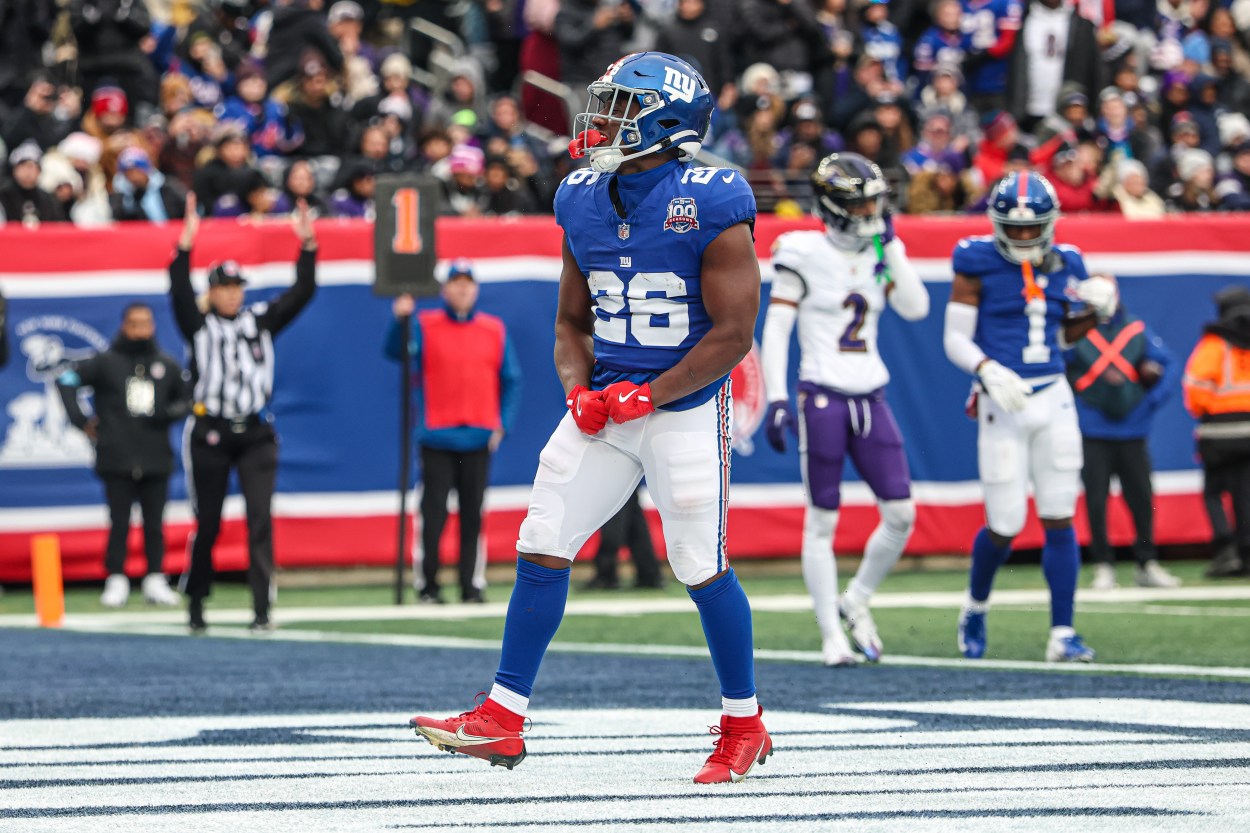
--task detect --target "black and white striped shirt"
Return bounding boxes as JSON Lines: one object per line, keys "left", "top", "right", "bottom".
{"left": 170, "top": 249, "right": 317, "bottom": 420}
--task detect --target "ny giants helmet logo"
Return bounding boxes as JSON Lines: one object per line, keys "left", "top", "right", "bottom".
{"left": 661, "top": 66, "right": 697, "bottom": 103}
{"left": 664, "top": 197, "right": 699, "bottom": 234}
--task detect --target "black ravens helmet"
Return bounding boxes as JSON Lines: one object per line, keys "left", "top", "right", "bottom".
{"left": 810, "top": 152, "right": 889, "bottom": 249}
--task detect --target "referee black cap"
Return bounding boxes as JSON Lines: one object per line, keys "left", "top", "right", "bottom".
{"left": 208, "top": 260, "right": 247, "bottom": 287}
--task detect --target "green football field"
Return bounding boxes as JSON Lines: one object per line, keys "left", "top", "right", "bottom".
{"left": 3, "top": 558, "right": 1246, "bottom": 669}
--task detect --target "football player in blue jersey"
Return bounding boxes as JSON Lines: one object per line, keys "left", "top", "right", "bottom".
{"left": 410, "top": 52, "right": 773, "bottom": 784}
{"left": 943, "top": 171, "right": 1100, "bottom": 663}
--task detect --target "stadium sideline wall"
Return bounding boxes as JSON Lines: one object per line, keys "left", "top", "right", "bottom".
{"left": 0, "top": 215, "right": 1245, "bottom": 581}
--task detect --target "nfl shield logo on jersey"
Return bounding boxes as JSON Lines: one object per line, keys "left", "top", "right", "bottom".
{"left": 664, "top": 197, "right": 699, "bottom": 234}
{"left": 618, "top": 223, "right": 630, "bottom": 240}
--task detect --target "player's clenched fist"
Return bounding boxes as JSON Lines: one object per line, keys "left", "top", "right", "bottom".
{"left": 567, "top": 385, "right": 609, "bottom": 434}
{"left": 603, "top": 381, "right": 655, "bottom": 423}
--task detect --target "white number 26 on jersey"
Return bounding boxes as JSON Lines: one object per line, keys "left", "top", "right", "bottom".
{"left": 588, "top": 271, "right": 690, "bottom": 347}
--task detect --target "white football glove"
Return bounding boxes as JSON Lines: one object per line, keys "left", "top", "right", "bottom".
{"left": 1076, "top": 276, "right": 1118, "bottom": 320}
{"left": 978, "top": 360, "right": 1033, "bottom": 413}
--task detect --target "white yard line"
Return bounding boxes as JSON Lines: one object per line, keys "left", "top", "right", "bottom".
{"left": 54, "top": 622, "right": 1250, "bottom": 681}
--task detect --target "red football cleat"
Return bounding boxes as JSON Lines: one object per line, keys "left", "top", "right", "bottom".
{"left": 409, "top": 695, "right": 527, "bottom": 770}
{"left": 693, "top": 707, "right": 773, "bottom": 784}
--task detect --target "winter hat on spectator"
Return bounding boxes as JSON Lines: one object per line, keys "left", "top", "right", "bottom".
{"left": 1172, "top": 111, "right": 1199, "bottom": 136}
{"left": 301, "top": 54, "right": 330, "bottom": 78}
{"left": 741, "top": 63, "right": 782, "bottom": 96}
{"left": 1116, "top": 158, "right": 1148, "bottom": 185}
{"left": 118, "top": 147, "right": 153, "bottom": 173}
{"left": 328, "top": 0, "right": 364, "bottom": 24}
{"left": 236, "top": 60, "right": 265, "bottom": 85}
{"left": 213, "top": 122, "right": 249, "bottom": 147}
{"left": 1161, "top": 70, "right": 1190, "bottom": 92}
{"left": 1177, "top": 148, "right": 1214, "bottom": 181}
{"left": 1058, "top": 90, "right": 1089, "bottom": 112}
{"left": 39, "top": 154, "right": 82, "bottom": 195}
{"left": 59, "top": 132, "right": 102, "bottom": 166}
{"left": 1219, "top": 112, "right": 1250, "bottom": 148}
{"left": 451, "top": 109, "right": 478, "bottom": 130}
{"left": 793, "top": 101, "right": 821, "bottom": 123}
{"left": 981, "top": 110, "right": 1016, "bottom": 143}
{"left": 1233, "top": 139, "right": 1250, "bottom": 158}
{"left": 1006, "top": 143, "right": 1032, "bottom": 164}
{"left": 377, "top": 95, "right": 413, "bottom": 123}
{"left": 1098, "top": 87, "right": 1124, "bottom": 106}
{"left": 9, "top": 140, "right": 42, "bottom": 170}
{"left": 381, "top": 53, "right": 413, "bottom": 81}
{"left": 448, "top": 144, "right": 485, "bottom": 176}
{"left": 932, "top": 62, "right": 962, "bottom": 84}
{"left": 92, "top": 86, "right": 129, "bottom": 118}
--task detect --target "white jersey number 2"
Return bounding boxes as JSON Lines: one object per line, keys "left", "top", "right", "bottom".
{"left": 588, "top": 271, "right": 690, "bottom": 347}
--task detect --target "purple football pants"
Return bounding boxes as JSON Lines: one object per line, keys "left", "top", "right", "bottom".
{"left": 799, "top": 382, "right": 912, "bottom": 510}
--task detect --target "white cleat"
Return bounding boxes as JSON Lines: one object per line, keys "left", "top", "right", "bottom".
{"left": 1135, "top": 560, "right": 1182, "bottom": 588}
{"left": 142, "top": 573, "right": 181, "bottom": 606}
{"left": 100, "top": 574, "right": 130, "bottom": 608}
{"left": 1046, "top": 632, "right": 1096, "bottom": 662}
{"left": 839, "top": 593, "right": 883, "bottom": 662}
{"left": 821, "top": 631, "right": 859, "bottom": 667}
{"left": 1090, "top": 563, "right": 1118, "bottom": 591}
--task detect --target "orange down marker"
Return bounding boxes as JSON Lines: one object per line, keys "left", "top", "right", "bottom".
{"left": 31, "top": 534, "right": 65, "bottom": 628}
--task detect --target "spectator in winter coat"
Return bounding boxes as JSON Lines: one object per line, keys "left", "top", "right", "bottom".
{"left": 109, "top": 146, "right": 186, "bottom": 222}
{"left": 912, "top": 0, "right": 966, "bottom": 90}
{"left": 272, "top": 158, "right": 328, "bottom": 217}
{"left": 215, "top": 61, "right": 303, "bottom": 160}
{"left": 265, "top": 0, "right": 344, "bottom": 89}
{"left": 554, "top": 0, "right": 636, "bottom": 99}
{"left": 69, "top": 0, "right": 158, "bottom": 112}
{"left": 738, "top": 0, "right": 825, "bottom": 95}
{"left": 655, "top": 0, "right": 734, "bottom": 96}
{"left": 1214, "top": 140, "right": 1250, "bottom": 211}
{"left": 1112, "top": 158, "right": 1167, "bottom": 218}
{"left": 0, "top": 140, "right": 65, "bottom": 225}
{"left": 328, "top": 164, "right": 376, "bottom": 218}
{"left": 1167, "top": 147, "right": 1221, "bottom": 210}
{"left": 193, "top": 123, "right": 259, "bottom": 214}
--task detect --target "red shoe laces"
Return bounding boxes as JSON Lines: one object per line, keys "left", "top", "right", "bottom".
{"left": 705, "top": 724, "right": 748, "bottom": 765}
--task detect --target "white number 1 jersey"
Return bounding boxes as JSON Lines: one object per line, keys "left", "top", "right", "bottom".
{"left": 769, "top": 230, "right": 907, "bottom": 395}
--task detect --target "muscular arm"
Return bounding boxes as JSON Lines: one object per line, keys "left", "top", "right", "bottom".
{"left": 553, "top": 235, "right": 596, "bottom": 396}
{"left": 649, "top": 222, "right": 760, "bottom": 408}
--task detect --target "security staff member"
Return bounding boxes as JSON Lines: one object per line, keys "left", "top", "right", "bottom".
{"left": 57, "top": 303, "right": 192, "bottom": 607}
{"left": 172, "top": 193, "right": 318, "bottom": 632}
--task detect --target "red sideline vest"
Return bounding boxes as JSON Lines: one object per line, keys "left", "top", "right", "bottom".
{"left": 418, "top": 309, "right": 505, "bottom": 431}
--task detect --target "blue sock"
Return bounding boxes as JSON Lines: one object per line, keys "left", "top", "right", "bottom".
{"left": 969, "top": 527, "right": 1012, "bottom": 603}
{"left": 493, "top": 559, "right": 570, "bottom": 698}
{"left": 688, "top": 569, "right": 755, "bottom": 700}
{"left": 1042, "top": 526, "right": 1080, "bottom": 628}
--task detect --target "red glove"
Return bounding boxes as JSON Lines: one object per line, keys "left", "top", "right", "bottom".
{"left": 603, "top": 381, "right": 656, "bottom": 424}
{"left": 566, "top": 385, "right": 608, "bottom": 435}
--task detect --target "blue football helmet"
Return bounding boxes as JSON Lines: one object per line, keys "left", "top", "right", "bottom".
{"left": 810, "top": 152, "right": 889, "bottom": 250}
{"left": 987, "top": 171, "right": 1061, "bottom": 265}
{"left": 571, "top": 52, "right": 714, "bottom": 174}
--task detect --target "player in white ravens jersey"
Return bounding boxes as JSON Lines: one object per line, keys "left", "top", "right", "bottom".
{"left": 410, "top": 53, "right": 773, "bottom": 784}
{"left": 943, "top": 171, "right": 1100, "bottom": 663}
{"left": 762, "top": 153, "right": 929, "bottom": 667}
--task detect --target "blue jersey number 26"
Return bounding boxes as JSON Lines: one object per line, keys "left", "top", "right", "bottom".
{"left": 588, "top": 271, "right": 690, "bottom": 347}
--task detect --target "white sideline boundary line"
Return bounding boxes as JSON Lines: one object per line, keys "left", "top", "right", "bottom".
{"left": 34, "top": 622, "right": 1250, "bottom": 681}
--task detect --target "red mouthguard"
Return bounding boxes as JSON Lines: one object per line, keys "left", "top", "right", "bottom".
{"left": 569, "top": 130, "right": 608, "bottom": 159}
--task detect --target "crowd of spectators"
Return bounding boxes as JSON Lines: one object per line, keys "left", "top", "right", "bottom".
{"left": 2, "top": 0, "right": 1250, "bottom": 226}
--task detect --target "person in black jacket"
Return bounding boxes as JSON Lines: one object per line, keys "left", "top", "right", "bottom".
{"left": 0, "top": 140, "right": 65, "bottom": 225}
{"left": 171, "top": 192, "right": 318, "bottom": 633}
{"left": 56, "top": 302, "right": 191, "bottom": 607}
{"left": 69, "top": 0, "right": 157, "bottom": 113}
{"left": 1007, "top": 0, "right": 1105, "bottom": 131}
{"left": 264, "top": 0, "right": 344, "bottom": 89}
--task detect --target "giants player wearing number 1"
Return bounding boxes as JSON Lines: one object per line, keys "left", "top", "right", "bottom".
{"left": 409, "top": 53, "right": 772, "bottom": 784}
{"left": 944, "top": 171, "right": 1099, "bottom": 663}
{"left": 762, "top": 154, "right": 929, "bottom": 667}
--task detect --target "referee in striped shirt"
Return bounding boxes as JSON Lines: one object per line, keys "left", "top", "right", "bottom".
{"left": 171, "top": 193, "right": 318, "bottom": 632}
